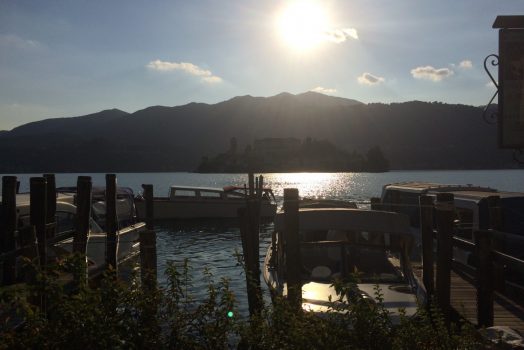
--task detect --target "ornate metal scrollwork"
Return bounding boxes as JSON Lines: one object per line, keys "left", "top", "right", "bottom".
{"left": 482, "top": 54, "right": 499, "bottom": 125}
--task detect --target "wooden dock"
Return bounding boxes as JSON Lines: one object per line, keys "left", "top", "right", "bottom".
{"left": 414, "top": 265, "right": 524, "bottom": 333}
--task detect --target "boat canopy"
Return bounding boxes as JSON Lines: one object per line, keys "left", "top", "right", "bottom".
{"left": 275, "top": 208, "right": 411, "bottom": 236}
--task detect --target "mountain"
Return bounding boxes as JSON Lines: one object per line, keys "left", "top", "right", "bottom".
{"left": 0, "top": 92, "right": 516, "bottom": 172}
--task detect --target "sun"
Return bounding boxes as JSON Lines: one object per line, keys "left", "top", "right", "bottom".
{"left": 276, "top": 1, "right": 330, "bottom": 51}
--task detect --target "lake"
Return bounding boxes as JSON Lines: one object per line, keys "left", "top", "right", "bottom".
{"left": 5, "top": 169, "right": 524, "bottom": 315}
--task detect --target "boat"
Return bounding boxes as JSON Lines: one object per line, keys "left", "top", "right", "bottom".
{"left": 263, "top": 207, "right": 425, "bottom": 322}
{"left": 134, "top": 185, "right": 277, "bottom": 220}
{"left": 15, "top": 187, "right": 146, "bottom": 276}
{"left": 380, "top": 182, "right": 524, "bottom": 260}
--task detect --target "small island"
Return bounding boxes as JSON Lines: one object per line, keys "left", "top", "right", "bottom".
{"left": 196, "top": 137, "right": 389, "bottom": 173}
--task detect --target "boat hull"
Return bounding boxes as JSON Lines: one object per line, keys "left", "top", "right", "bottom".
{"left": 135, "top": 198, "right": 277, "bottom": 220}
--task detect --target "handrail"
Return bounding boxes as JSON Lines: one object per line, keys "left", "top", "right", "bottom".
{"left": 452, "top": 236, "right": 475, "bottom": 252}
{"left": 493, "top": 250, "right": 524, "bottom": 275}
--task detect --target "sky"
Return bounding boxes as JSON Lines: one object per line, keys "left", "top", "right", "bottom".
{"left": 0, "top": 0, "right": 521, "bottom": 130}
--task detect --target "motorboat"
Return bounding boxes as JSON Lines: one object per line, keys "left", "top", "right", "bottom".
{"left": 134, "top": 185, "right": 277, "bottom": 220}
{"left": 263, "top": 207, "right": 425, "bottom": 322}
{"left": 14, "top": 186, "right": 147, "bottom": 276}
{"left": 380, "top": 182, "right": 524, "bottom": 261}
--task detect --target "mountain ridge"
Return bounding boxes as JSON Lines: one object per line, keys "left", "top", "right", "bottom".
{"left": 0, "top": 92, "right": 515, "bottom": 172}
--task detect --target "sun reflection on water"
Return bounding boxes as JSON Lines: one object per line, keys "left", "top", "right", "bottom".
{"left": 262, "top": 172, "right": 373, "bottom": 205}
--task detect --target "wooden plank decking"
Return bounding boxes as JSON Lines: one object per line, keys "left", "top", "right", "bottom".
{"left": 414, "top": 265, "right": 524, "bottom": 333}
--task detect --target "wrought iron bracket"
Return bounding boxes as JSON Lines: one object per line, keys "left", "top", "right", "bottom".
{"left": 482, "top": 54, "right": 499, "bottom": 125}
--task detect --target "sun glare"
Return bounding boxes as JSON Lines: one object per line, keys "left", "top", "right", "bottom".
{"left": 276, "top": 1, "right": 330, "bottom": 51}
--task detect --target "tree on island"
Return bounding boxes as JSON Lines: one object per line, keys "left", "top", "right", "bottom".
{"left": 365, "top": 146, "right": 390, "bottom": 172}
{"left": 196, "top": 138, "right": 390, "bottom": 173}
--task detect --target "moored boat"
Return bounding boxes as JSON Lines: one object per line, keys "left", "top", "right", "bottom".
{"left": 380, "top": 182, "right": 524, "bottom": 260}
{"left": 134, "top": 185, "right": 277, "bottom": 220}
{"left": 263, "top": 207, "right": 425, "bottom": 322}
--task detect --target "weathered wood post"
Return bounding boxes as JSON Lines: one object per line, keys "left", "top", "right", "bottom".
{"left": 1, "top": 176, "right": 18, "bottom": 284}
{"left": 435, "top": 193, "right": 454, "bottom": 322}
{"left": 283, "top": 188, "right": 302, "bottom": 309}
{"left": 19, "top": 225, "right": 39, "bottom": 284}
{"left": 30, "top": 177, "right": 47, "bottom": 268}
{"left": 370, "top": 197, "right": 382, "bottom": 210}
{"left": 419, "top": 195, "right": 435, "bottom": 298}
{"left": 43, "top": 174, "right": 56, "bottom": 239}
{"left": 140, "top": 184, "right": 157, "bottom": 289}
{"left": 105, "top": 174, "right": 118, "bottom": 271}
{"left": 238, "top": 175, "right": 264, "bottom": 317}
{"left": 248, "top": 172, "right": 255, "bottom": 198}
{"left": 475, "top": 230, "right": 494, "bottom": 327}
{"left": 73, "top": 176, "right": 92, "bottom": 285}
{"left": 486, "top": 195, "right": 505, "bottom": 291}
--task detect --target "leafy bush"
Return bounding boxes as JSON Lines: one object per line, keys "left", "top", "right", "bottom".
{"left": 0, "top": 256, "right": 486, "bottom": 349}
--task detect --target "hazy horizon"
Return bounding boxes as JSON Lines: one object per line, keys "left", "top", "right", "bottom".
{"left": 1, "top": 0, "right": 521, "bottom": 130}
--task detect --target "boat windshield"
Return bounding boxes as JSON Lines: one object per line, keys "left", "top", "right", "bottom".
{"left": 300, "top": 242, "right": 406, "bottom": 284}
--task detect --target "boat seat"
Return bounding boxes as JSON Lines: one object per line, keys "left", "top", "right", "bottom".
{"left": 311, "top": 265, "right": 332, "bottom": 280}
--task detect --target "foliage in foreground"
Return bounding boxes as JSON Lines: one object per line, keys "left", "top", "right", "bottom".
{"left": 0, "top": 256, "right": 490, "bottom": 349}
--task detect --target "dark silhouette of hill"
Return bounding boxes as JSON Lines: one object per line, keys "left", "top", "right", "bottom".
{"left": 0, "top": 92, "right": 515, "bottom": 172}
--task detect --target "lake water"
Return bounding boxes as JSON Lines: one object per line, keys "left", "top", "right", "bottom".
{"left": 5, "top": 170, "right": 524, "bottom": 315}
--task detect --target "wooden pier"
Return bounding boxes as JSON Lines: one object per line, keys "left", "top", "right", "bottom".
{"left": 410, "top": 193, "right": 524, "bottom": 332}
{"left": 413, "top": 266, "right": 524, "bottom": 333}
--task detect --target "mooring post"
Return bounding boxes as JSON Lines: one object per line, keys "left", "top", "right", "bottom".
{"left": 486, "top": 195, "right": 505, "bottom": 291}
{"left": 73, "top": 176, "right": 91, "bottom": 286}
{"left": 248, "top": 172, "right": 255, "bottom": 198}
{"left": 19, "top": 225, "right": 39, "bottom": 284}
{"left": 435, "top": 192, "right": 454, "bottom": 322}
{"left": 30, "top": 177, "right": 47, "bottom": 268}
{"left": 43, "top": 174, "right": 56, "bottom": 239}
{"left": 1, "top": 176, "right": 18, "bottom": 284}
{"left": 419, "top": 195, "right": 435, "bottom": 298}
{"left": 283, "top": 188, "right": 302, "bottom": 310}
{"left": 140, "top": 184, "right": 157, "bottom": 289}
{"left": 73, "top": 176, "right": 92, "bottom": 255}
{"left": 370, "top": 197, "right": 382, "bottom": 210}
{"left": 475, "top": 230, "right": 494, "bottom": 327}
{"left": 105, "top": 174, "right": 118, "bottom": 272}
{"left": 239, "top": 204, "right": 263, "bottom": 317}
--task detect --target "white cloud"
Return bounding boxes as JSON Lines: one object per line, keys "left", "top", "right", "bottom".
{"left": 323, "top": 27, "right": 358, "bottom": 43}
{"left": 311, "top": 86, "right": 337, "bottom": 94}
{"left": 0, "top": 34, "right": 42, "bottom": 50}
{"left": 357, "top": 72, "right": 385, "bottom": 85}
{"left": 459, "top": 60, "right": 473, "bottom": 69}
{"left": 146, "top": 60, "right": 222, "bottom": 83}
{"left": 486, "top": 81, "right": 497, "bottom": 88}
{"left": 410, "top": 66, "right": 454, "bottom": 81}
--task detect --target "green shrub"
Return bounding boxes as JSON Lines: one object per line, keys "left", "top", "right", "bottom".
{"left": 0, "top": 256, "right": 486, "bottom": 349}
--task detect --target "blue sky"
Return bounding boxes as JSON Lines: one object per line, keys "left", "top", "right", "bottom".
{"left": 0, "top": 0, "right": 521, "bottom": 130}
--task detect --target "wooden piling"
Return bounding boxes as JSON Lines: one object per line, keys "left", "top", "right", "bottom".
{"left": 73, "top": 176, "right": 91, "bottom": 255}
{"left": 283, "top": 188, "right": 302, "bottom": 309}
{"left": 1, "top": 176, "right": 18, "bottom": 284}
{"left": 419, "top": 195, "right": 435, "bottom": 298}
{"left": 43, "top": 174, "right": 56, "bottom": 239}
{"left": 140, "top": 184, "right": 157, "bottom": 289}
{"left": 248, "top": 173, "right": 255, "bottom": 198}
{"left": 19, "top": 225, "right": 39, "bottom": 283}
{"left": 105, "top": 174, "right": 118, "bottom": 271}
{"left": 475, "top": 230, "right": 494, "bottom": 327}
{"left": 435, "top": 193, "right": 454, "bottom": 321}
{"left": 30, "top": 177, "right": 47, "bottom": 267}
{"left": 370, "top": 197, "right": 382, "bottom": 210}
{"left": 486, "top": 195, "right": 505, "bottom": 292}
